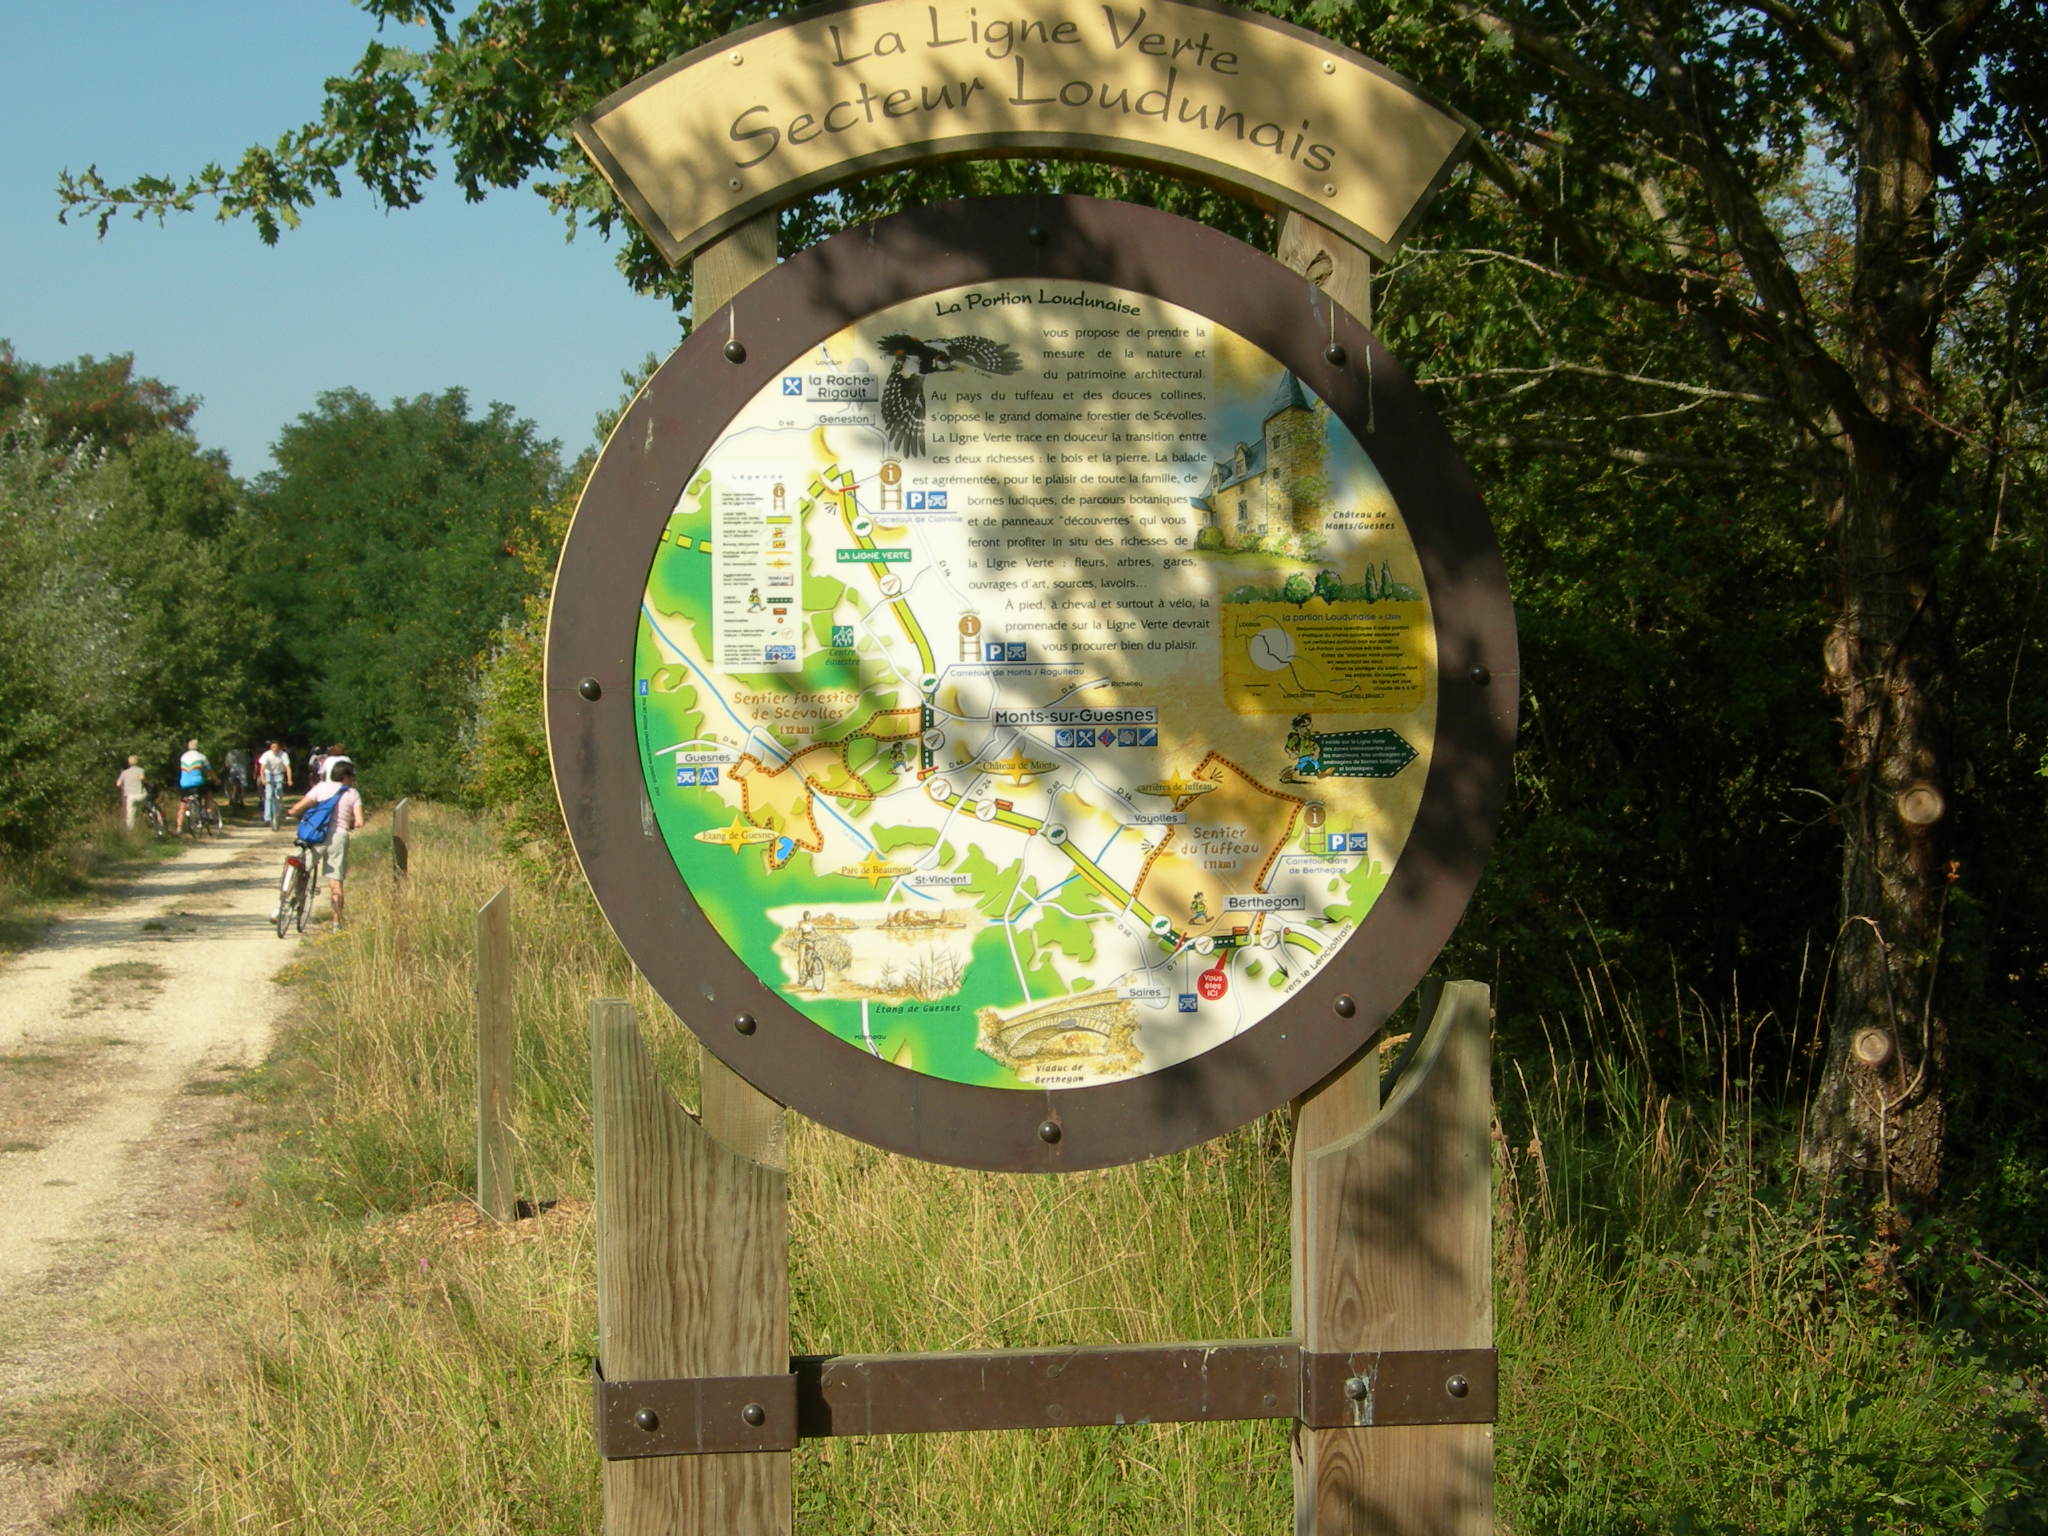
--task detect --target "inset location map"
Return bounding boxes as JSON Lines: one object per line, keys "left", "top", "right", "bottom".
{"left": 634, "top": 281, "right": 1436, "bottom": 1089}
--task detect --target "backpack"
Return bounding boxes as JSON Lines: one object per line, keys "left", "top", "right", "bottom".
{"left": 296, "top": 788, "right": 345, "bottom": 845}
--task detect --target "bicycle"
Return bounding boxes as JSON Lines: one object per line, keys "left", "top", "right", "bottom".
{"left": 141, "top": 792, "right": 167, "bottom": 839}
{"left": 263, "top": 776, "right": 287, "bottom": 832}
{"left": 181, "top": 789, "right": 224, "bottom": 838}
{"left": 275, "top": 842, "right": 322, "bottom": 937}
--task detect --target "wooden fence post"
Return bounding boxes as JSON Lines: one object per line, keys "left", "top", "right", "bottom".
{"left": 476, "top": 885, "right": 516, "bottom": 1222}
{"left": 391, "top": 797, "right": 411, "bottom": 877}
{"left": 1292, "top": 981, "right": 1494, "bottom": 1536}
{"left": 592, "top": 999, "right": 791, "bottom": 1535}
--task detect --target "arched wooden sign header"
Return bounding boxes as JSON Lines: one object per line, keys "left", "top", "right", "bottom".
{"left": 573, "top": 0, "right": 1472, "bottom": 268}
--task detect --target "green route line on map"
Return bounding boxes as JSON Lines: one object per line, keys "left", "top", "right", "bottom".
{"left": 811, "top": 472, "right": 936, "bottom": 678}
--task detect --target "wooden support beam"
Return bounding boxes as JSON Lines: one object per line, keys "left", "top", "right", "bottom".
{"left": 1278, "top": 211, "right": 1375, "bottom": 327}
{"left": 593, "top": 1000, "right": 792, "bottom": 1535}
{"left": 1292, "top": 982, "right": 1494, "bottom": 1535}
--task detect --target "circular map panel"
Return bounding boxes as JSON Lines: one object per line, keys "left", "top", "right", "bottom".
{"left": 635, "top": 285, "right": 1435, "bottom": 1091}
{"left": 548, "top": 196, "right": 1516, "bottom": 1170}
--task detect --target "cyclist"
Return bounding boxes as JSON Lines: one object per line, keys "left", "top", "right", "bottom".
{"left": 285, "top": 761, "right": 365, "bottom": 932}
{"left": 223, "top": 745, "right": 252, "bottom": 811}
{"left": 174, "top": 739, "right": 214, "bottom": 834}
{"left": 257, "top": 740, "right": 293, "bottom": 828}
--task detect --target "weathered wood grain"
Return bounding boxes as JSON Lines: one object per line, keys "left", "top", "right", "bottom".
{"left": 593, "top": 999, "right": 792, "bottom": 1535}
{"left": 1292, "top": 982, "right": 1493, "bottom": 1535}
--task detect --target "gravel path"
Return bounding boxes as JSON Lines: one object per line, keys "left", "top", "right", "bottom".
{"left": 0, "top": 827, "right": 305, "bottom": 1530}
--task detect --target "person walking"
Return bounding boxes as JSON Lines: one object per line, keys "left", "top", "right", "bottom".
{"left": 257, "top": 740, "right": 293, "bottom": 828}
{"left": 286, "top": 762, "right": 365, "bottom": 932}
{"left": 115, "top": 755, "right": 150, "bottom": 829}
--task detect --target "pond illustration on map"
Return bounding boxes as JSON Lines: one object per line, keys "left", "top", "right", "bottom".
{"left": 634, "top": 281, "right": 1437, "bottom": 1089}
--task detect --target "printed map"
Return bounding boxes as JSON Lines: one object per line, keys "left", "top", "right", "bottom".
{"left": 634, "top": 282, "right": 1436, "bottom": 1088}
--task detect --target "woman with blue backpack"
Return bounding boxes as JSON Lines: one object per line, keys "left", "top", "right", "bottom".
{"left": 281, "top": 762, "right": 365, "bottom": 932}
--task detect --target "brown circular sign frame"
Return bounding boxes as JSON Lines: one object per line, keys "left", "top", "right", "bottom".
{"left": 547, "top": 194, "right": 1516, "bottom": 1171}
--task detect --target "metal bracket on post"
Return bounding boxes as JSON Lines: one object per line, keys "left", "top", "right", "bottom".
{"left": 593, "top": 1362, "right": 800, "bottom": 1456}
{"left": 592, "top": 1344, "right": 1495, "bottom": 1461}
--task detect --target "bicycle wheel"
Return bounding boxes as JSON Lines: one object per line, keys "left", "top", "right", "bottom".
{"left": 275, "top": 867, "right": 298, "bottom": 939}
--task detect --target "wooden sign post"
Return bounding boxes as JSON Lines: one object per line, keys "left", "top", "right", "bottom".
{"left": 589, "top": 978, "right": 1492, "bottom": 1535}
{"left": 545, "top": 5, "right": 1515, "bottom": 1530}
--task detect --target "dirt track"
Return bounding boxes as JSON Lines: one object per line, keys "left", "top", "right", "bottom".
{"left": 0, "top": 827, "right": 305, "bottom": 1530}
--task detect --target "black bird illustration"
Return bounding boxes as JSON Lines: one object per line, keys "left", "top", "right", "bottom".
{"left": 877, "top": 332, "right": 1023, "bottom": 457}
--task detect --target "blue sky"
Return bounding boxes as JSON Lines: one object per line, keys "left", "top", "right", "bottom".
{"left": 3, "top": 2, "right": 680, "bottom": 477}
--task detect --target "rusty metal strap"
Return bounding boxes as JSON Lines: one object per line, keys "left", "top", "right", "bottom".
{"left": 798, "top": 1340, "right": 1300, "bottom": 1438}
{"left": 1298, "top": 1347, "right": 1496, "bottom": 1429}
{"left": 593, "top": 1362, "right": 800, "bottom": 1458}
{"left": 596, "top": 1343, "right": 1494, "bottom": 1459}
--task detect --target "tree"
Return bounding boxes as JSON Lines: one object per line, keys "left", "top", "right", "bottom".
{"left": 59, "top": 2, "right": 2048, "bottom": 1201}
{"left": 0, "top": 341, "right": 199, "bottom": 453}
{"left": 0, "top": 352, "right": 266, "bottom": 858}
{"left": 95, "top": 430, "right": 268, "bottom": 751}
{"left": 246, "top": 387, "right": 562, "bottom": 799}
{"left": 0, "top": 415, "right": 138, "bottom": 855}
{"left": 1334, "top": 0, "right": 2048, "bottom": 1202}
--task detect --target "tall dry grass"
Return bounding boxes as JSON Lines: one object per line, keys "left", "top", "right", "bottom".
{"left": 64, "top": 807, "right": 1295, "bottom": 1533}
{"left": 53, "top": 806, "right": 2046, "bottom": 1533}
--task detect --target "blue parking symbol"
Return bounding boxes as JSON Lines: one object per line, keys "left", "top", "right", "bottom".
{"left": 701, "top": 767, "right": 720, "bottom": 787}
{"left": 781, "top": 376, "right": 802, "bottom": 395}
{"left": 907, "top": 490, "right": 926, "bottom": 508}
{"left": 1178, "top": 994, "right": 1199, "bottom": 1013}
{"left": 1005, "top": 642, "right": 1026, "bottom": 661}
{"left": 675, "top": 767, "right": 699, "bottom": 786}
{"left": 1055, "top": 729, "right": 1075, "bottom": 748}
{"left": 986, "top": 642, "right": 1006, "bottom": 662}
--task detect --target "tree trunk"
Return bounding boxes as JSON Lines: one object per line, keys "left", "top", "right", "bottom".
{"left": 1808, "top": 445, "right": 1952, "bottom": 1202}
{"left": 1805, "top": 4, "right": 1956, "bottom": 1202}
